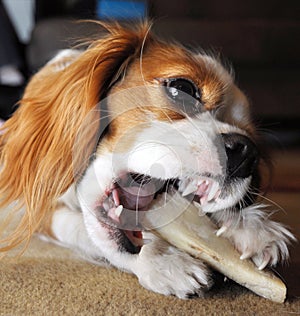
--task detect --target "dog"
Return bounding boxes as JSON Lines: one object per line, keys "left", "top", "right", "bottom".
{"left": 0, "top": 22, "right": 295, "bottom": 298}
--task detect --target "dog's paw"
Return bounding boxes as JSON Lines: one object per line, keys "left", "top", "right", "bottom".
{"left": 134, "top": 235, "right": 212, "bottom": 298}
{"left": 214, "top": 205, "right": 296, "bottom": 270}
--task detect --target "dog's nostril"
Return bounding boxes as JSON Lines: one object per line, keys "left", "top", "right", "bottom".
{"left": 221, "top": 133, "right": 259, "bottom": 179}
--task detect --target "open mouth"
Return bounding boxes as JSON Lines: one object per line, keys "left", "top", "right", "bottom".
{"left": 95, "top": 172, "right": 221, "bottom": 254}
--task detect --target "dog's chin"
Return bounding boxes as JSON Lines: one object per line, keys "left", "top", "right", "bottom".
{"left": 93, "top": 171, "right": 254, "bottom": 254}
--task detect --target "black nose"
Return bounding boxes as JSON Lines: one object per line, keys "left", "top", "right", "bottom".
{"left": 221, "top": 133, "right": 259, "bottom": 179}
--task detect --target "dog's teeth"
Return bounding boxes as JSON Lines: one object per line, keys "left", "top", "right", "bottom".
{"left": 207, "top": 181, "right": 219, "bottom": 201}
{"left": 115, "top": 205, "right": 123, "bottom": 217}
{"left": 216, "top": 226, "right": 227, "bottom": 237}
{"left": 108, "top": 207, "right": 121, "bottom": 223}
{"left": 182, "top": 181, "right": 198, "bottom": 197}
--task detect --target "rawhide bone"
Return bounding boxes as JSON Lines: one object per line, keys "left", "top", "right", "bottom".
{"left": 143, "top": 191, "right": 286, "bottom": 303}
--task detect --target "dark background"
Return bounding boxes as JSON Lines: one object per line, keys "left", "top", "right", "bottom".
{"left": 0, "top": 0, "right": 299, "bottom": 146}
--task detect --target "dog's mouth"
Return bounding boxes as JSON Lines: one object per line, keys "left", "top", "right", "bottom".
{"left": 95, "top": 172, "right": 221, "bottom": 254}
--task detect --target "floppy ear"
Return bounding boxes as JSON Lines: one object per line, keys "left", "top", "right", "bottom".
{"left": 0, "top": 22, "right": 151, "bottom": 252}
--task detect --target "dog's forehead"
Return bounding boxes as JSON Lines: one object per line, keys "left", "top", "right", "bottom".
{"left": 117, "top": 42, "right": 232, "bottom": 111}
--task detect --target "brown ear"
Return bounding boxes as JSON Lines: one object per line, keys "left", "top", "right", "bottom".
{"left": 0, "top": 22, "right": 151, "bottom": 252}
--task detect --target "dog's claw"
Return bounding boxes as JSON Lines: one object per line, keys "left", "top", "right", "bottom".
{"left": 216, "top": 226, "right": 227, "bottom": 237}
{"left": 258, "top": 261, "right": 268, "bottom": 271}
{"left": 115, "top": 204, "right": 123, "bottom": 217}
{"left": 240, "top": 250, "right": 253, "bottom": 260}
{"left": 258, "top": 253, "right": 272, "bottom": 270}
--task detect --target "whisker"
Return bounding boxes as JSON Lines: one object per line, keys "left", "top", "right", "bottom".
{"left": 139, "top": 22, "right": 154, "bottom": 86}
{"left": 250, "top": 191, "right": 287, "bottom": 215}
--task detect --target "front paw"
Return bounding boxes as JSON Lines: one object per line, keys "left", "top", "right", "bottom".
{"left": 215, "top": 207, "right": 296, "bottom": 270}
{"left": 134, "top": 236, "right": 212, "bottom": 298}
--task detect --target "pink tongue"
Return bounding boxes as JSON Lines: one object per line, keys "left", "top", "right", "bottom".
{"left": 119, "top": 182, "right": 155, "bottom": 210}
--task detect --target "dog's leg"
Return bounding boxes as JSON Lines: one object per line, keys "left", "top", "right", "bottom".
{"left": 211, "top": 205, "right": 295, "bottom": 270}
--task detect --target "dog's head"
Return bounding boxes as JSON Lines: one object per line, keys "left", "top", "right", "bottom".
{"left": 0, "top": 22, "right": 260, "bottom": 253}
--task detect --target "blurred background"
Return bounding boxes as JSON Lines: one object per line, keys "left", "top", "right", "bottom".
{"left": 0, "top": 0, "right": 299, "bottom": 297}
{"left": 0, "top": 0, "right": 299, "bottom": 149}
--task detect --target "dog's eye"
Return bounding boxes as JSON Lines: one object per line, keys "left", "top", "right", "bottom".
{"left": 160, "top": 78, "right": 202, "bottom": 115}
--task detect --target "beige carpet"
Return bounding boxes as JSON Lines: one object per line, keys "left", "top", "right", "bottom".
{"left": 1, "top": 150, "right": 299, "bottom": 315}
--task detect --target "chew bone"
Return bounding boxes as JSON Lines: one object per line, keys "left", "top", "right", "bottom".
{"left": 143, "top": 191, "right": 287, "bottom": 303}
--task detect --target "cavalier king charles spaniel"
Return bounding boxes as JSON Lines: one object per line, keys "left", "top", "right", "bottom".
{"left": 0, "top": 22, "right": 294, "bottom": 298}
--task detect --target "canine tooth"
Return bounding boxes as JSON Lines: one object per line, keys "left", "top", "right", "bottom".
{"left": 115, "top": 205, "right": 123, "bottom": 217}
{"left": 216, "top": 226, "right": 227, "bottom": 237}
{"left": 182, "top": 181, "right": 198, "bottom": 197}
{"left": 207, "top": 181, "right": 219, "bottom": 201}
